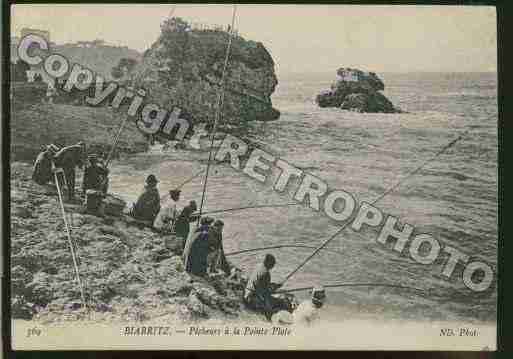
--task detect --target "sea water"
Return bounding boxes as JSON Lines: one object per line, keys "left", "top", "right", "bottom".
{"left": 108, "top": 72, "right": 497, "bottom": 324}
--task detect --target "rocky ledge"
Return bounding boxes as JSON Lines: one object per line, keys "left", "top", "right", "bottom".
{"left": 316, "top": 68, "right": 401, "bottom": 113}
{"left": 10, "top": 162, "right": 257, "bottom": 324}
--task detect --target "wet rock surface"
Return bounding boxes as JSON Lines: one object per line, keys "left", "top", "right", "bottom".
{"left": 316, "top": 67, "right": 401, "bottom": 113}
{"left": 10, "top": 162, "right": 254, "bottom": 324}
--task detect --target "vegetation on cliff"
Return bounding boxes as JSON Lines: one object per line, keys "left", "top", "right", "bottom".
{"left": 133, "top": 17, "right": 280, "bottom": 135}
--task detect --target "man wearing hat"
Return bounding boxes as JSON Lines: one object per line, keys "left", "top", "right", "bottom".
{"left": 293, "top": 286, "right": 327, "bottom": 326}
{"left": 131, "top": 174, "right": 161, "bottom": 224}
{"left": 183, "top": 216, "right": 214, "bottom": 276}
{"left": 175, "top": 200, "right": 199, "bottom": 246}
{"left": 32, "top": 144, "right": 60, "bottom": 185}
{"left": 82, "top": 153, "right": 109, "bottom": 195}
{"left": 154, "top": 189, "right": 181, "bottom": 232}
{"left": 207, "top": 220, "right": 232, "bottom": 275}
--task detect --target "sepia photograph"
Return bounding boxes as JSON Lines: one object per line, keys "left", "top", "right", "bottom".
{"left": 6, "top": 3, "right": 498, "bottom": 351}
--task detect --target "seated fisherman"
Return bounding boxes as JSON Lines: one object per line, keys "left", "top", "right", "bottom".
{"left": 32, "top": 144, "right": 59, "bottom": 185}
{"left": 183, "top": 216, "right": 214, "bottom": 277}
{"left": 82, "top": 154, "right": 109, "bottom": 195}
{"left": 207, "top": 220, "right": 232, "bottom": 276}
{"left": 154, "top": 189, "right": 181, "bottom": 232}
{"left": 130, "top": 174, "right": 161, "bottom": 225}
{"left": 244, "top": 254, "right": 286, "bottom": 320}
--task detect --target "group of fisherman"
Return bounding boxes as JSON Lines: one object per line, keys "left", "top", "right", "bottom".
{"left": 31, "top": 142, "right": 327, "bottom": 325}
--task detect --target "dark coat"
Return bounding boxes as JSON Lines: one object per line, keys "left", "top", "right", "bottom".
{"left": 244, "top": 264, "right": 272, "bottom": 306}
{"left": 183, "top": 225, "right": 210, "bottom": 276}
{"left": 207, "top": 228, "right": 231, "bottom": 275}
{"left": 53, "top": 144, "right": 84, "bottom": 199}
{"left": 82, "top": 163, "right": 109, "bottom": 193}
{"left": 175, "top": 206, "right": 196, "bottom": 241}
{"left": 32, "top": 150, "right": 54, "bottom": 185}
{"left": 132, "top": 185, "right": 161, "bottom": 223}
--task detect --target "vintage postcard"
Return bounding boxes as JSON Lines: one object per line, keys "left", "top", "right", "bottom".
{"left": 7, "top": 3, "right": 498, "bottom": 351}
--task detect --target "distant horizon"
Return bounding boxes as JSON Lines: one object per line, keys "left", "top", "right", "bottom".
{"left": 11, "top": 4, "right": 497, "bottom": 74}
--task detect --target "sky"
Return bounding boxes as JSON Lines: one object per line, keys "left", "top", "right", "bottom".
{"left": 11, "top": 4, "right": 497, "bottom": 74}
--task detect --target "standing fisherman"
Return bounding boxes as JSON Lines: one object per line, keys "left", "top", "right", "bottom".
{"left": 207, "top": 220, "right": 232, "bottom": 275}
{"left": 32, "top": 144, "right": 59, "bottom": 185}
{"left": 183, "top": 217, "right": 214, "bottom": 277}
{"left": 53, "top": 142, "right": 85, "bottom": 201}
{"left": 175, "top": 200, "right": 198, "bottom": 246}
{"left": 130, "top": 174, "right": 161, "bottom": 225}
{"left": 82, "top": 154, "right": 109, "bottom": 194}
{"left": 244, "top": 254, "right": 285, "bottom": 320}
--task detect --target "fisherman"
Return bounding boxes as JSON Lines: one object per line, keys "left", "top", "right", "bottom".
{"left": 82, "top": 154, "right": 109, "bottom": 195}
{"left": 293, "top": 286, "right": 327, "bottom": 327}
{"left": 154, "top": 189, "right": 181, "bottom": 232}
{"left": 183, "top": 216, "right": 214, "bottom": 277}
{"left": 32, "top": 144, "right": 59, "bottom": 185}
{"left": 130, "top": 174, "right": 161, "bottom": 225}
{"left": 207, "top": 220, "right": 232, "bottom": 276}
{"left": 175, "top": 200, "right": 198, "bottom": 245}
{"left": 53, "top": 142, "right": 86, "bottom": 201}
{"left": 243, "top": 254, "right": 285, "bottom": 320}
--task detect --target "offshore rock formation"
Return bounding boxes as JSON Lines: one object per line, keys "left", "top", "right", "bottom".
{"left": 316, "top": 68, "right": 400, "bottom": 113}
{"left": 11, "top": 162, "right": 252, "bottom": 323}
{"left": 133, "top": 17, "right": 280, "bottom": 136}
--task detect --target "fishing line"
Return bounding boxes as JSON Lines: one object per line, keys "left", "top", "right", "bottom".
{"left": 199, "top": 202, "right": 302, "bottom": 216}
{"left": 280, "top": 129, "right": 471, "bottom": 285}
{"left": 197, "top": 5, "right": 238, "bottom": 225}
{"left": 277, "top": 282, "right": 425, "bottom": 294}
{"left": 225, "top": 244, "right": 345, "bottom": 257}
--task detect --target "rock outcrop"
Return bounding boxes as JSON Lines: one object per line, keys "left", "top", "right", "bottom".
{"left": 10, "top": 162, "right": 253, "bottom": 323}
{"left": 133, "top": 17, "right": 280, "bottom": 135}
{"left": 316, "top": 68, "right": 400, "bottom": 113}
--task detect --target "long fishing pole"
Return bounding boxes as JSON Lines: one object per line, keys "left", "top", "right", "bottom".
{"left": 225, "top": 244, "right": 345, "bottom": 257}
{"left": 159, "top": 168, "right": 206, "bottom": 201}
{"left": 280, "top": 129, "right": 471, "bottom": 285}
{"left": 276, "top": 283, "right": 425, "bottom": 294}
{"left": 105, "top": 115, "right": 129, "bottom": 168}
{"left": 198, "top": 202, "right": 302, "bottom": 216}
{"left": 197, "top": 5, "right": 238, "bottom": 225}
{"left": 54, "top": 170, "right": 88, "bottom": 310}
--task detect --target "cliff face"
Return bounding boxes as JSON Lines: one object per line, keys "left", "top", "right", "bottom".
{"left": 316, "top": 68, "right": 400, "bottom": 113}
{"left": 133, "top": 18, "right": 280, "bottom": 134}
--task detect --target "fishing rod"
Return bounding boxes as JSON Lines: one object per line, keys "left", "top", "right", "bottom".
{"left": 280, "top": 129, "right": 471, "bottom": 286}
{"left": 197, "top": 5, "right": 238, "bottom": 226}
{"left": 225, "top": 244, "right": 345, "bottom": 257}
{"left": 159, "top": 168, "right": 206, "bottom": 201}
{"left": 198, "top": 202, "right": 302, "bottom": 217}
{"left": 105, "top": 115, "right": 129, "bottom": 168}
{"left": 276, "top": 283, "right": 425, "bottom": 294}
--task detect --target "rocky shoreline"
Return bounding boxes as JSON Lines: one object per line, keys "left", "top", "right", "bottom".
{"left": 10, "top": 161, "right": 264, "bottom": 324}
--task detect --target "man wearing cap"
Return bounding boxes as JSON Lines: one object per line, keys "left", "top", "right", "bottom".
{"left": 183, "top": 216, "right": 214, "bottom": 277}
{"left": 82, "top": 154, "right": 109, "bottom": 195}
{"left": 131, "top": 174, "right": 161, "bottom": 224}
{"left": 244, "top": 254, "right": 284, "bottom": 320}
{"left": 175, "top": 200, "right": 199, "bottom": 246}
{"left": 32, "top": 144, "right": 59, "bottom": 185}
{"left": 154, "top": 189, "right": 181, "bottom": 232}
{"left": 207, "top": 220, "right": 232, "bottom": 276}
{"left": 293, "top": 286, "right": 327, "bottom": 327}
